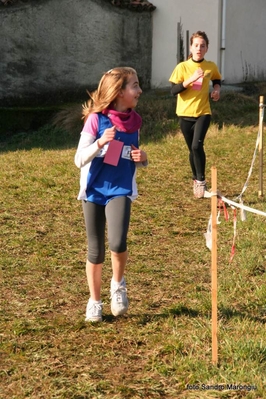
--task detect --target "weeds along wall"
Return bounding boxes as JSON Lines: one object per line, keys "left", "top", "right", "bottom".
{"left": 0, "top": 0, "right": 153, "bottom": 107}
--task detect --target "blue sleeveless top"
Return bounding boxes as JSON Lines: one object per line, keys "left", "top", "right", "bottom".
{"left": 85, "top": 113, "right": 139, "bottom": 205}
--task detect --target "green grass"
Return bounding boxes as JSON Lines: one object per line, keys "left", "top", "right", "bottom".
{"left": 0, "top": 84, "right": 266, "bottom": 398}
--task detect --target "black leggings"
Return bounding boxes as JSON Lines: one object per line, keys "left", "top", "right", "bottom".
{"left": 179, "top": 115, "right": 211, "bottom": 181}
{"left": 82, "top": 196, "right": 131, "bottom": 264}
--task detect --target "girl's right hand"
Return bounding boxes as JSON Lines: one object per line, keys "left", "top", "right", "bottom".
{"left": 191, "top": 68, "right": 204, "bottom": 83}
{"left": 98, "top": 126, "right": 116, "bottom": 148}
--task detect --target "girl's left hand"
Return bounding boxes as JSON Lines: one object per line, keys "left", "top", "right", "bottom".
{"left": 211, "top": 90, "right": 220, "bottom": 101}
{"left": 131, "top": 144, "right": 147, "bottom": 163}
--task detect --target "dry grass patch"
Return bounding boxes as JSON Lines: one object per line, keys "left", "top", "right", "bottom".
{"left": 1, "top": 85, "right": 266, "bottom": 398}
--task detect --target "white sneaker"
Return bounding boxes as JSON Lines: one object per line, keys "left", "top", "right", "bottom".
{"left": 110, "top": 278, "right": 129, "bottom": 317}
{"left": 85, "top": 299, "right": 103, "bottom": 322}
{"left": 193, "top": 180, "right": 207, "bottom": 199}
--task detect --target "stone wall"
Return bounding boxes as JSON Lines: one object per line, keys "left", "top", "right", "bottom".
{"left": 0, "top": 0, "right": 152, "bottom": 106}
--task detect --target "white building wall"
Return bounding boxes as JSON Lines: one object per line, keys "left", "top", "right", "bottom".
{"left": 151, "top": 0, "right": 266, "bottom": 87}
{"left": 224, "top": 0, "right": 266, "bottom": 83}
{"left": 151, "top": 0, "right": 221, "bottom": 88}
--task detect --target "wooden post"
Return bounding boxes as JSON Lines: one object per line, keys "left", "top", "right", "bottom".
{"left": 258, "top": 96, "right": 264, "bottom": 198}
{"left": 211, "top": 166, "right": 218, "bottom": 365}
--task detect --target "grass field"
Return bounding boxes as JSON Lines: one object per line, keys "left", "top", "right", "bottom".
{"left": 1, "top": 84, "right": 265, "bottom": 398}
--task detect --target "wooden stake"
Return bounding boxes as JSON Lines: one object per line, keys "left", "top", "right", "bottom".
{"left": 211, "top": 166, "right": 218, "bottom": 365}
{"left": 258, "top": 95, "right": 264, "bottom": 198}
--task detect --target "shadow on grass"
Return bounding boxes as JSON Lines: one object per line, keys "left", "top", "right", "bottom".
{"left": 0, "top": 124, "right": 79, "bottom": 153}
{"left": 0, "top": 103, "right": 83, "bottom": 152}
{"left": 219, "top": 306, "right": 266, "bottom": 324}
{"left": 83, "top": 306, "right": 201, "bottom": 326}
{"left": 1, "top": 83, "right": 265, "bottom": 152}
{"left": 83, "top": 304, "right": 266, "bottom": 326}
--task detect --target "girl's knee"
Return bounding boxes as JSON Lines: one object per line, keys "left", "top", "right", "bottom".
{"left": 109, "top": 239, "right": 127, "bottom": 253}
{"left": 192, "top": 142, "right": 204, "bottom": 152}
{"left": 88, "top": 249, "right": 105, "bottom": 264}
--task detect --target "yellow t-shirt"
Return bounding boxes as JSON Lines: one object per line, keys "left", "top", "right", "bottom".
{"left": 169, "top": 59, "right": 221, "bottom": 117}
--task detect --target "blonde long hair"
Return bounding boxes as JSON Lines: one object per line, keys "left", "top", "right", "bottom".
{"left": 82, "top": 67, "right": 137, "bottom": 121}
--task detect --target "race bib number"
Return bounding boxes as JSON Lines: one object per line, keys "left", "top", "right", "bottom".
{"left": 121, "top": 145, "right": 132, "bottom": 160}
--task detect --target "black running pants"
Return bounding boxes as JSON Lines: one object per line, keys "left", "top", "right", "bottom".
{"left": 179, "top": 114, "right": 211, "bottom": 181}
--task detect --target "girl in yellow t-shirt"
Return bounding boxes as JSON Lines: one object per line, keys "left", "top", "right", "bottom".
{"left": 169, "top": 31, "right": 221, "bottom": 198}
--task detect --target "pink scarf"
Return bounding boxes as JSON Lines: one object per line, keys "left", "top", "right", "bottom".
{"left": 102, "top": 108, "right": 142, "bottom": 133}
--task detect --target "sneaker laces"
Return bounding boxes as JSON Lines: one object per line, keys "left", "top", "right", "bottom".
{"left": 90, "top": 302, "right": 102, "bottom": 315}
{"left": 110, "top": 286, "right": 127, "bottom": 303}
{"left": 194, "top": 180, "right": 206, "bottom": 187}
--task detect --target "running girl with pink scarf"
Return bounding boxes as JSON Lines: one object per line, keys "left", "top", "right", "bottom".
{"left": 74, "top": 67, "right": 148, "bottom": 322}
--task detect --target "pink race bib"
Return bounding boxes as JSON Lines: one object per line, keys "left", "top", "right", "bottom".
{"left": 192, "top": 77, "right": 203, "bottom": 91}
{"left": 103, "top": 140, "right": 124, "bottom": 166}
